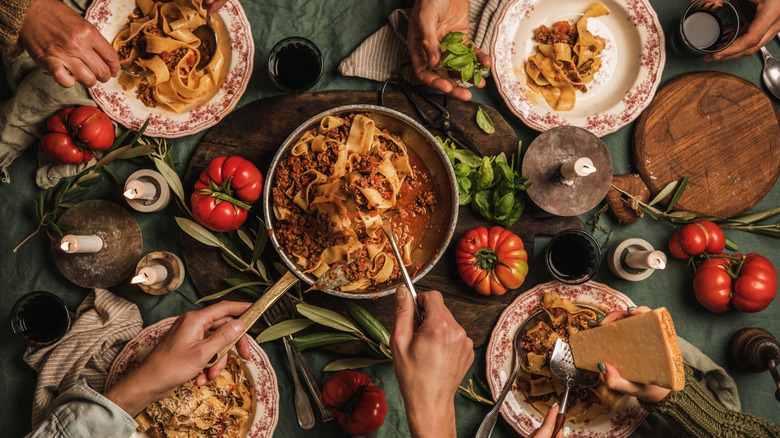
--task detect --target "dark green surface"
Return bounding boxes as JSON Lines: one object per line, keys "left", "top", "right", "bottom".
{"left": 2, "top": 0, "right": 779, "bottom": 436}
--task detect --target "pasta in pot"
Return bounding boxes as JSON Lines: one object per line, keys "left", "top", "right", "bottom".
{"left": 525, "top": 2, "right": 610, "bottom": 111}
{"left": 517, "top": 292, "right": 621, "bottom": 423}
{"left": 272, "top": 113, "right": 438, "bottom": 292}
{"left": 113, "top": 0, "right": 225, "bottom": 112}
{"left": 134, "top": 353, "right": 254, "bottom": 438}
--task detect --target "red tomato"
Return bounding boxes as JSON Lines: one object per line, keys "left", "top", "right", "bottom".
{"left": 667, "top": 231, "right": 689, "bottom": 260}
{"left": 47, "top": 107, "right": 74, "bottom": 134}
{"left": 191, "top": 156, "right": 263, "bottom": 232}
{"left": 693, "top": 262, "right": 733, "bottom": 313}
{"left": 677, "top": 223, "right": 707, "bottom": 256}
{"left": 732, "top": 254, "right": 777, "bottom": 312}
{"left": 67, "top": 106, "right": 115, "bottom": 151}
{"left": 455, "top": 226, "right": 528, "bottom": 295}
{"left": 668, "top": 221, "right": 727, "bottom": 259}
{"left": 698, "top": 220, "right": 726, "bottom": 253}
{"left": 41, "top": 132, "right": 93, "bottom": 165}
{"left": 322, "top": 370, "right": 387, "bottom": 436}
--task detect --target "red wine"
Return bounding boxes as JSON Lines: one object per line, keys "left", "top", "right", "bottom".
{"left": 545, "top": 230, "right": 601, "bottom": 284}
{"left": 270, "top": 41, "right": 322, "bottom": 91}
{"left": 11, "top": 292, "right": 71, "bottom": 346}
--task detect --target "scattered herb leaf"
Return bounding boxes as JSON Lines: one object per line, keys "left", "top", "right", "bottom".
{"left": 476, "top": 107, "right": 495, "bottom": 134}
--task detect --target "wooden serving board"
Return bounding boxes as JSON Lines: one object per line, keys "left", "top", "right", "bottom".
{"left": 181, "top": 90, "right": 583, "bottom": 350}
{"left": 633, "top": 72, "right": 780, "bottom": 218}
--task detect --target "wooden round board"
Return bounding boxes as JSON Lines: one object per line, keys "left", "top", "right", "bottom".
{"left": 633, "top": 72, "right": 780, "bottom": 218}
{"left": 181, "top": 90, "right": 583, "bottom": 350}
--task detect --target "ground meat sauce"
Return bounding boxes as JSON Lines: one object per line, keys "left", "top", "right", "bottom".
{"left": 273, "top": 113, "right": 438, "bottom": 290}
{"left": 533, "top": 20, "right": 578, "bottom": 45}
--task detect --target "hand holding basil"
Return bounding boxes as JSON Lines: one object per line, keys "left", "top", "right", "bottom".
{"left": 440, "top": 137, "right": 530, "bottom": 227}
{"left": 438, "top": 32, "right": 490, "bottom": 85}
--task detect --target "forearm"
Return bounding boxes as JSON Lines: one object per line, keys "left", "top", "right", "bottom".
{"left": 640, "top": 365, "right": 780, "bottom": 438}
{"left": 0, "top": 0, "right": 33, "bottom": 55}
{"left": 405, "top": 403, "right": 457, "bottom": 438}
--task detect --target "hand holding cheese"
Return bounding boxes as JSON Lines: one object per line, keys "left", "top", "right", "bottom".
{"left": 570, "top": 307, "right": 685, "bottom": 394}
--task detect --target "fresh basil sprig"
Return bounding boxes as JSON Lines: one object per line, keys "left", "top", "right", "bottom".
{"left": 476, "top": 107, "right": 495, "bottom": 134}
{"left": 440, "top": 136, "right": 530, "bottom": 227}
{"left": 438, "top": 32, "right": 490, "bottom": 85}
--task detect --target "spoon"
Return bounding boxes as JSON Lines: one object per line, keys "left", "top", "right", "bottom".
{"left": 474, "top": 310, "right": 550, "bottom": 438}
{"left": 379, "top": 210, "right": 424, "bottom": 323}
{"left": 760, "top": 46, "right": 780, "bottom": 101}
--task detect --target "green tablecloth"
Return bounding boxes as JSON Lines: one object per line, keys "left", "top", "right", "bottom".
{"left": 2, "top": 0, "right": 779, "bottom": 436}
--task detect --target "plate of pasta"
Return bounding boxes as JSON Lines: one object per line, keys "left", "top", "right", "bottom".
{"left": 485, "top": 281, "right": 647, "bottom": 437}
{"left": 490, "top": 0, "right": 664, "bottom": 137}
{"left": 106, "top": 317, "right": 278, "bottom": 438}
{"left": 85, "top": 0, "right": 254, "bottom": 137}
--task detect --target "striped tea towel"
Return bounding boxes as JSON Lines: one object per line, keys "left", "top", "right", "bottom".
{"left": 23, "top": 288, "right": 142, "bottom": 428}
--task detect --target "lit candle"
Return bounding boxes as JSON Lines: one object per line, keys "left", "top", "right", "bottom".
{"left": 124, "top": 179, "right": 158, "bottom": 200}
{"left": 560, "top": 157, "right": 597, "bottom": 180}
{"left": 625, "top": 250, "right": 667, "bottom": 270}
{"left": 131, "top": 264, "right": 169, "bottom": 285}
{"left": 60, "top": 234, "right": 103, "bottom": 254}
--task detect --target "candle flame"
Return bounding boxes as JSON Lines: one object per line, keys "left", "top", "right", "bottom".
{"left": 656, "top": 259, "right": 666, "bottom": 270}
{"left": 61, "top": 241, "right": 71, "bottom": 251}
{"left": 131, "top": 274, "right": 149, "bottom": 285}
{"left": 582, "top": 165, "right": 597, "bottom": 175}
{"left": 124, "top": 189, "right": 138, "bottom": 199}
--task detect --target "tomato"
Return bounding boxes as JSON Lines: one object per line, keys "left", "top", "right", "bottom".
{"left": 191, "top": 156, "right": 263, "bottom": 232}
{"left": 693, "top": 259, "right": 733, "bottom": 313}
{"left": 732, "top": 254, "right": 777, "bottom": 313}
{"left": 668, "top": 221, "right": 726, "bottom": 259}
{"left": 41, "top": 132, "right": 93, "bottom": 165}
{"left": 41, "top": 106, "right": 114, "bottom": 164}
{"left": 455, "top": 226, "right": 528, "bottom": 295}
{"left": 322, "top": 370, "right": 387, "bottom": 436}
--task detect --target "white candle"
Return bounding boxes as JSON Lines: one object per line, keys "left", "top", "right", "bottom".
{"left": 60, "top": 234, "right": 103, "bottom": 254}
{"left": 560, "top": 158, "right": 597, "bottom": 180}
{"left": 625, "top": 250, "right": 667, "bottom": 270}
{"left": 131, "top": 264, "right": 169, "bottom": 285}
{"left": 124, "top": 179, "right": 158, "bottom": 201}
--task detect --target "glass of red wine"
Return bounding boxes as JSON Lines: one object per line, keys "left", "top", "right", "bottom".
{"left": 268, "top": 36, "right": 324, "bottom": 92}
{"left": 11, "top": 291, "right": 72, "bottom": 347}
{"left": 545, "top": 229, "right": 601, "bottom": 285}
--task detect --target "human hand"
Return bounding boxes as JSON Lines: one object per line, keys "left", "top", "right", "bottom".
{"left": 18, "top": 0, "right": 120, "bottom": 88}
{"left": 528, "top": 404, "right": 568, "bottom": 437}
{"left": 589, "top": 306, "right": 672, "bottom": 403}
{"left": 407, "top": 0, "right": 492, "bottom": 101}
{"left": 390, "top": 288, "right": 474, "bottom": 438}
{"left": 103, "top": 300, "right": 251, "bottom": 416}
{"left": 203, "top": 0, "right": 229, "bottom": 15}
{"left": 703, "top": 0, "right": 780, "bottom": 61}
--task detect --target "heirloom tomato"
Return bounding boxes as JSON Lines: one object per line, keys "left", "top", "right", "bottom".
{"left": 322, "top": 370, "right": 387, "bottom": 436}
{"left": 455, "top": 226, "right": 528, "bottom": 295}
{"left": 693, "top": 253, "right": 778, "bottom": 313}
{"left": 693, "top": 257, "right": 733, "bottom": 313}
{"left": 732, "top": 254, "right": 778, "bottom": 313}
{"left": 191, "top": 156, "right": 263, "bottom": 232}
{"left": 41, "top": 106, "right": 115, "bottom": 164}
{"left": 668, "top": 221, "right": 726, "bottom": 259}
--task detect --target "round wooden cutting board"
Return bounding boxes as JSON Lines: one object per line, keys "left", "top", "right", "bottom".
{"left": 633, "top": 72, "right": 780, "bottom": 218}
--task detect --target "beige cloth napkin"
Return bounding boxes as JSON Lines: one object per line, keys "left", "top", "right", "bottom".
{"left": 23, "top": 288, "right": 142, "bottom": 428}
{"left": 338, "top": 0, "right": 506, "bottom": 83}
{"left": 678, "top": 337, "right": 740, "bottom": 410}
{"left": 0, "top": 0, "right": 100, "bottom": 188}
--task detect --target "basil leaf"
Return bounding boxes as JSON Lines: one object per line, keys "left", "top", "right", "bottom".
{"left": 475, "top": 158, "right": 494, "bottom": 191}
{"left": 495, "top": 192, "right": 515, "bottom": 217}
{"left": 453, "top": 149, "right": 482, "bottom": 168}
{"left": 439, "top": 52, "right": 456, "bottom": 69}
{"left": 472, "top": 190, "right": 492, "bottom": 219}
{"left": 457, "top": 177, "right": 472, "bottom": 205}
{"left": 461, "top": 61, "right": 474, "bottom": 82}
{"left": 495, "top": 162, "right": 513, "bottom": 182}
{"left": 496, "top": 197, "right": 525, "bottom": 227}
{"left": 474, "top": 69, "right": 483, "bottom": 86}
{"left": 447, "top": 42, "right": 470, "bottom": 55}
{"left": 441, "top": 32, "right": 465, "bottom": 43}
{"left": 455, "top": 162, "right": 471, "bottom": 177}
{"left": 476, "top": 107, "right": 496, "bottom": 134}
{"left": 448, "top": 54, "right": 472, "bottom": 69}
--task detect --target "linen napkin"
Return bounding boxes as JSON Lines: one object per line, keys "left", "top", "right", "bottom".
{"left": 338, "top": 0, "right": 506, "bottom": 83}
{"left": 23, "top": 288, "right": 142, "bottom": 428}
{"left": 0, "top": 0, "right": 97, "bottom": 187}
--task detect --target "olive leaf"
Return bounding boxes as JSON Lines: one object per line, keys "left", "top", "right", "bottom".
{"left": 155, "top": 157, "right": 185, "bottom": 202}
{"left": 725, "top": 237, "right": 739, "bottom": 251}
{"left": 176, "top": 217, "right": 222, "bottom": 247}
{"left": 255, "top": 319, "right": 315, "bottom": 344}
{"left": 323, "top": 358, "right": 392, "bottom": 372}
{"left": 727, "top": 207, "right": 780, "bottom": 225}
{"left": 666, "top": 176, "right": 689, "bottom": 212}
{"left": 345, "top": 301, "right": 391, "bottom": 347}
{"left": 648, "top": 180, "right": 678, "bottom": 207}
{"left": 290, "top": 332, "right": 360, "bottom": 351}
{"left": 296, "top": 303, "right": 362, "bottom": 333}
{"left": 476, "top": 107, "right": 495, "bottom": 134}
{"left": 195, "top": 280, "right": 265, "bottom": 303}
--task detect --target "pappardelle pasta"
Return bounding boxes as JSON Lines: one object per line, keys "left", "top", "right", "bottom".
{"left": 134, "top": 353, "right": 254, "bottom": 438}
{"left": 525, "top": 2, "right": 610, "bottom": 111}
{"left": 272, "top": 113, "right": 437, "bottom": 292}
{"left": 517, "top": 292, "right": 621, "bottom": 423}
{"left": 113, "top": 0, "right": 225, "bottom": 112}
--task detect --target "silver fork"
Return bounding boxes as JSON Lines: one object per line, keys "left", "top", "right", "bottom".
{"left": 263, "top": 299, "right": 315, "bottom": 429}
{"left": 278, "top": 294, "right": 335, "bottom": 422}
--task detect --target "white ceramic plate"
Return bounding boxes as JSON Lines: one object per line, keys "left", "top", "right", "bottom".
{"left": 85, "top": 0, "right": 254, "bottom": 137}
{"left": 106, "top": 317, "right": 279, "bottom": 438}
{"left": 490, "top": 0, "right": 665, "bottom": 137}
{"left": 485, "top": 281, "right": 647, "bottom": 438}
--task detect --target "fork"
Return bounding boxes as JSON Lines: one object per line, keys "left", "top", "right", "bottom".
{"left": 277, "top": 294, "right": 335, "bottom": 422}
{"left": 263, "top": 299, "right": 315, "bottom": 429}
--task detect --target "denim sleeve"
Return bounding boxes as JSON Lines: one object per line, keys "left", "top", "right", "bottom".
{"left": 26, "top": 379, "right": 138, "bottom": 438}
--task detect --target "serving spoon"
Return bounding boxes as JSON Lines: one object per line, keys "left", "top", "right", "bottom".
{"left": 760, "top": 46, "right": 780, "bottom": 101}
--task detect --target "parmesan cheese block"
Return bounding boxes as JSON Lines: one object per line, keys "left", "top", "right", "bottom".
{"left": 569, "top": 307, "right": 685, "bottom": 391}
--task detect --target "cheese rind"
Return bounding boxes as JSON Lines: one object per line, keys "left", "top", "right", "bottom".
{"left": 569, "top": 308, "right": 685, "bottom": 391}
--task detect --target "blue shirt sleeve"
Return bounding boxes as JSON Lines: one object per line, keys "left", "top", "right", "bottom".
{"left": 26, "top": 379, "right": 138, "bottom": 438}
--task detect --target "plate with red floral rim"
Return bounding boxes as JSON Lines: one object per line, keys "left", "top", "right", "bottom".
{"left": 490, "top": 0, "right": 664, "bottom": 137}
{"left": 106, "top": 317, "right": 278, "bottom": 438}
{"left": 485, "top": 281, "right": 646, "bottom": 437}
{"left": 85, "top": 0, "right": 254, "bottom": 138}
